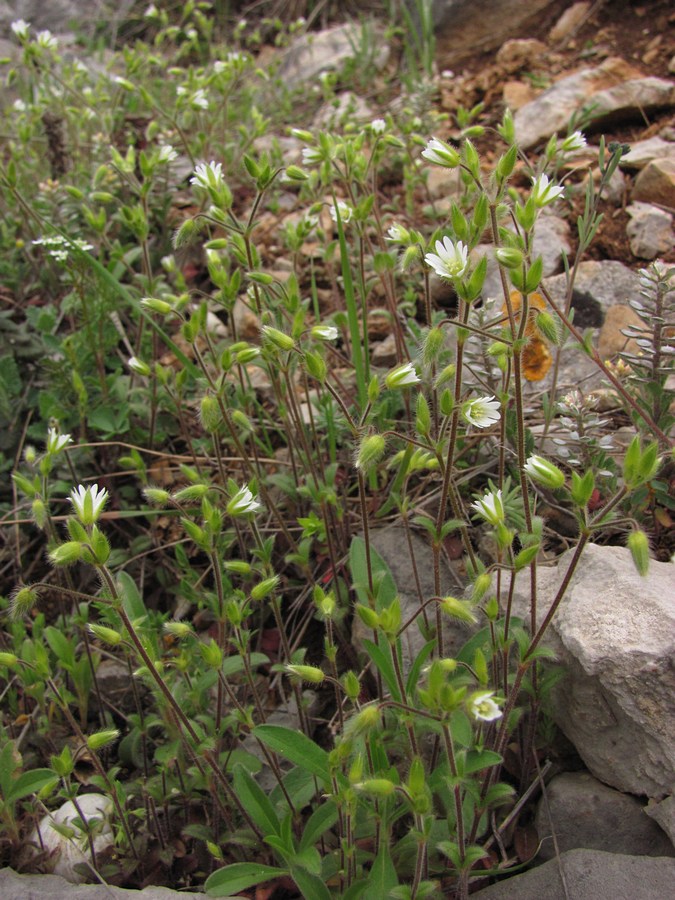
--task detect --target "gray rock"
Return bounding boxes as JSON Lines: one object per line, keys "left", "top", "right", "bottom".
{"left": 472, "top": 849, "right": 675, "bottom": 900}
{"left": 371, "top": 332, "right": 397, "bottom": 367}
{"left": 626, "top": 202, "right": 674, "bottom": 260}
{"left": 548, "top": 2, "right": 591, "bottom": 43}
{"left": 514, "top": 57, "right": 675, "bottom": 149}
{"left": 511, "top": 544, "right": 675, "bottom": 798}
{"left": 535, "top": 772, "right": 675, "bottom": 860}
{"left": 645, "top": 796, "right": 675, "bottom": 847}
{"left": 0, "top": 867, "right": 204, "bottom": 898}
{"left": 620, "top": 136, "right": 675, "bottom": 170}
{"left": 0, "top": 0, "right": 134, "bottom": 37}
{"left": 278, "top": 22, "right": 388, "bottom": 87}
{"left": 632, "top": 157, "right": 675, "bottom": 208}
{"left": 543, "top": 259, "right": 641, "bottom": 319}
{"left": 532, "top": 214, "right": 572, "bottom": 277}
{"left": 353, "top": 526, "right": 470, "bottom": 671}
{"left": 431, "top": 0, "right": 557, "bottom": 62}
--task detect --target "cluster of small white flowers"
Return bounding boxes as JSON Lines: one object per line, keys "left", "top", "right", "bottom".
{"left": 32, "top": 235, "right": 93, "bottom": 262}
{"left": 370, "top": 118, "right": 386, "bottom": 135}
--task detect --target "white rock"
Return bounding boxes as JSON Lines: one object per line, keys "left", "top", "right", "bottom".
{"left": 30, "top": 794, "right": 113, "bottom": 883}
{"left": 512, "top": 544, "right": 675, "bottom": 798}
{"left": 620, "top": 136, "right": 675, "bottom": 170}
{"left": 279, "top": 22, "right": 389, "bottom": 87}
{"left": 626, "top": 202, "right": 674, "bottom": 260}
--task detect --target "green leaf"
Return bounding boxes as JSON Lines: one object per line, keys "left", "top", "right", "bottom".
{"left": 363, "top": 639, "right": 401, "bottom": 702}
{"left": 299, "top": 799, "right": 338, "bottom": 852}
{"left": 44, "top": 627, "right": 75, "bottom": 669}
{"left": 368, "top": 845, "right": 399, "bottom": 893}
{"left": 8, "top": 768, "right": 58, "bottom": 803}
{"left": 464, "top": 749, "right": 502, "bottom": 775}
{"left": 349, "top": 536, "right": 397, "bottom": 611}
{"left": 405, "top": 639, "right": 435, "bottom": 699}
{"left": 290, "top": 863, "right": 332, "bottom": 900}
{"left": 252, "top": 725, "right": 329, "bottom": 781}
{"left": 116, "top": 571, "right": 147, "bottom": 623}
{"left": 233, "top": 765, "right": 281, "bottom": 837}
{"left": 221, "top": 652, "right": 269, "bottom": 677}
{"left": 205, "top": 863, "right": 287, "bottom": 897}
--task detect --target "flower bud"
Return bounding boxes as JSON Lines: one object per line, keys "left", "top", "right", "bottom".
{"left": 495, "top": 247, "right": 523, "bottom": 269}
{"left": 627, "top": 530, "right": 650, "bottom": 577}
{"left": 0, "top": 652, "right": 19, "bottom": 667}
{"left": 285, "top": 664, "right": 325, "bottom": 684}
{"left": 86, "top": 729, "right": 120, "bottom": 750}
{"left": 10, "top": 586, "right": 39, "bottom": 619}
{"left": 31, "top": 498, "right": 48, "bottom": 530}
{"left": 88, "top": 623, "right": 123, "bottom": 645}
{"left": 250, "top": 575, "right": 280, "bottom": 602}
{"left": 200, "top": 395, "right": 221, "bottom": 432}
{"left": 261, "top": 325, "right": 295, "bottom": 352}
{"left": 355, "top": 434, "right": 386, "bottom": 473}
{"left": 164, "top": 621, "right": 194, "bottom": 638}
{"left": 49, "top": 541, "right": 83, "bottom": 566}
{"left": 523, "top": 455, "right": 565, "bottom": 490}
{"left": 354, "top": 778, "right": 396, "bottom": 797}
{"left": 440, "top": 596, "right": 478, "bottom": 624}
{"left": 144, "top": 487, "right": 170, "bottom": 505}
{"left": 141, "top": 297, "right": 172, "bottom": 315}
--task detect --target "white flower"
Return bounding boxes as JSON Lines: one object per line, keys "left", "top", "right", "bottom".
{"left": 531, "top": 173, "right": 565, "bottom": 207}
{"left": 469, "top": 691, "right": 502, "bottom": 722}
{"left": 330, "top": 200, "right": 352, "bottom": 224}
{"left": 144, "top": 3, "right": 159, "bottom": 17}
{"left": 190, "top": 160, "right": 224, "bottom": 190}
{"left": 128, "top": 356, "right": 151, "bottom": 376}
{"left": 370, "top": 118, "right": 386, "bottom": 134}
{"left": 70, "top": 484, "right": 109, "bottom": 525}
{"left": 462, "top": 395, "right": 500, "bottom": 429}
{"left": 424, "top": 237, "right": 469, "bottom": 279}
{"left": 36, "top": 30, "right": 57, "bottom": 50}
{"left": 386, "top": 223, "right": 409, "bottom": 243}
{"left": 11, "top": 19, "right": 30, "bottom": 40}
{"left": 385, "top": 362, "right": 421, "bottom": 390}
{"left": 158, "top": 144, "right": 178, "bottom": 163}
{"left": 421, "top": 136, "right": 459, "bottom": 168}
{"left": 560, "top": 130, "right": 587, "bottom": 154}
{"left": 523, "top": 455, "right": 565, "bottom": 490}
{"left": 190, "top": 88, "right": 209, "bottom": 110}
{"left": 471, "top": 489, "right": 504, "bottom": 526}
{"left": 312, "top": 325, "right": 339, "bottom": 341}
{"left": 226, "top": 485, "right": 261, "bottom": 517}
{"left": 213, "top": 60, "right": 226, "bottom": 73}
{"left": 13, "top": 99, "right": 27, "bottom": 112}
{"left": 302, "top": 146, "right": 323, "bottom": 165}
{"left": 46, "top": 427, "right": 72, "bottom": 455}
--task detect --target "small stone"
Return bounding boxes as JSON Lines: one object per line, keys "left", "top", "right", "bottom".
{"left": 496, "top": 39, "right": 547, "bottom": 75}
{"left": 548, "top": 2, "right": 591, "bottom": 43}
{"left": 619, "top": 136, "right": 675, "bottom": 170}
{"left": 279, "top": 22, "right": 388, "bottom": 86}
{"left": 598, "top": 304, "right": 644, "bottom": 360}
{"left": 626, "top": 202, "right": 674, "bottom": 259}
{"left": 231, "top": 296, "right": 261, "bottom": 342}
{"left": 371, "top": 332, "right": 398, "bottom": 367}
{"left": 425, "top": 165, "right": 463, "bottom": 201}
{"left": 669, "top": 55, "right": 675, "bottom": 74}
{"left": 645, "top": 796, "right": 675, "bottom": 848}
{"left": 535, "top": 772, "right": 675, "bottom": 860}
{"left": 632, "top": 157, "right": 675, "bottom": 207}
{"left": 503, "top": 80, "right": 537, "bottom": 110}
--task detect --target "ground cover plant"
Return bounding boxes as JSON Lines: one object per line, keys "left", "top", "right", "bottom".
{"left": 1, "top": 3, "right": 673, "bottom": 898}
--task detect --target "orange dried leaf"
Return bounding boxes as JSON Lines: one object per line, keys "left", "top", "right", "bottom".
{"left": 522, "top": 337, "right": 552, "bottom": 381}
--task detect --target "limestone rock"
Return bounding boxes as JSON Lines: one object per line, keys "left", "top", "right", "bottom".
{"left": 0, "top": 868, "right": 203, "bottom": 898}
{"left": 0, "top": 0, "right": 134, "bottom": 36}
{"left": 231, "top": 296, "right": 261, "bottom": 342}
{"left": 645, "top": 796, "right": 675, "bottom": 847}
{"left": 548, "top": 2, "right": 591, "bottom": 43}
{"left": 496, "top": 39, "right": 547, "bottom": 75}
{"left": 503, "top": 80, "right": 537, "bottom": 111}
{"left": 626, "top": 202, "right": 674, "bottom": 259}
{"left": 29, "top": 794, "right": 113, "bottom": 884}
{"left": 597, "top": 304, "right": 644, "bottom": 359}
{"left": 512, "top": 544, "right": 675, "bottom": 798}
{"left": 279, "top": 22, "right": 388, "bottom": 87}
{"left": 432, "top": 0, "right": 557, "bottom": 62}
{"left": 632, "top": 157, "right": 675, "bottom": 208}
{"left": 543, "top": 260, "right": 641, "bottom": 318}
{"left": 534, "top": 772, "right": 675, "bottom": 860}
{"left": 514, "top": 57, "right": 675, "bottom": 149}
{"left": 620, "top": 137, "right": 675, "bottom": 170}
{"left": 472, "top": 850, "right": 675, "bottom": 900}
{"left": 371, "top": 333, "right": 397, "bottom": 367}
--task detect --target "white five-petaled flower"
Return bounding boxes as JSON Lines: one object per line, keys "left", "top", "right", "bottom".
{"left": 560, "top": 130, "right": 587, "bottom": 154}
{"left": 46, "top": 427, "right": 72, "bottom": 455}
{"left": 128, "top": 356, "right": 151, "bottom": 376}
{"left": 189, "top": 88, "right": 209, "bottom": 110}
{"left": 471, "top": 489, "right": 504, "bottom": 526}
{"left": 190, "top": 160, "right": 224, "bottom": 190}
{"left": 370, "top": 118, "right": 386, "bottom": 135}
{"left": 424, "top": 237, "right": 469, "bottom": 280}
{"left": 385, "top": 362, "right": 421, "bottom": 390}
{"left": 469, "top": 691, "right": 502, "bottom": 722}
{"left": 330, "top": 200, "right": 352, "bottom": 224}
{"left": 36, "top": 30, "right": 57, "bottom": 50}
{"left": 531, "top": 173, "right": 565, "bottom": 207}
{"left": 144, "top": 3, "right": 159, "bottom": 17}
{"left": 386, "top": 223, "right": 409, "bottom": 243}
{"left": 421, "top": 136, "right": 460, "bottom": 168}
{"left": 70, "top": 483, "right": 109, "bottom": 525}
{"left": 312, "top": 324, "right": 339, "bottom": 341}
{"left": 462, "top": 395, "right": 501, "bottom": 429}
{"left": 226, "top": 485, "right": 261, "bottom": 517}
{"left": 11, "top": 19, "right": 30, "bottom": 40}
{"left": 157, "top": 144, "right": 178, "bottom": 163}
